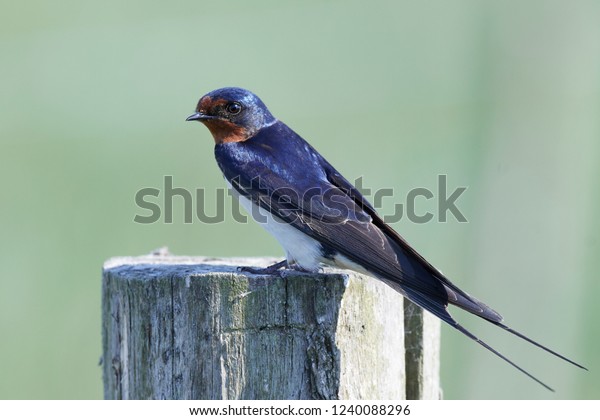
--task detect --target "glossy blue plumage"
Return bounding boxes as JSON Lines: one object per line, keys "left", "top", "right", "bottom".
{"left": 188, "top": 87, "right": 586, "bottom": 391}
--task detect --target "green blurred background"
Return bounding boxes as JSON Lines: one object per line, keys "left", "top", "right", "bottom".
{"left": 1, "top": 0, "right": 598, "bottom": 399}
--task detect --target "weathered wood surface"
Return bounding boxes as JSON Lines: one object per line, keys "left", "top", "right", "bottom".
{"left": 102, "top": 255, "right": 440, "bottom": 400}
{"left": 404, "top": 300, "right": 442, "bottom": 399}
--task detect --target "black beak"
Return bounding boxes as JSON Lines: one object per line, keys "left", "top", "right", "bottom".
{"left": 186, "top": 112, "right": 213, "bottom": 122}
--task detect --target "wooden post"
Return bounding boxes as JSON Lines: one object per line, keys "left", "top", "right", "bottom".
{"left": 102, "top": 255, "right": 441, "bottom": 399}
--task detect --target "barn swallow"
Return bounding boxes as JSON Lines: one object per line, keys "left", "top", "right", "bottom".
{"left": 187, "top": 87, "right": 586, "bottom": 391}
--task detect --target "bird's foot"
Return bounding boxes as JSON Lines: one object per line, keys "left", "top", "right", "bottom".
{"left": 238, "top": 259, "right": 288, "bottom": 275}
{"left": 238, "top": 260, "right": 317, "bottom": 278}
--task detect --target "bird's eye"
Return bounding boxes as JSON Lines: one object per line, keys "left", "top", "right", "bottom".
{"left": 226, "top": 102, "right": 242, "bottom": 115}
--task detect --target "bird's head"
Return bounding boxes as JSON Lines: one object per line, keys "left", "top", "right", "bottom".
{"left": 186, "top": 87, "right": 276, "bottom": 144}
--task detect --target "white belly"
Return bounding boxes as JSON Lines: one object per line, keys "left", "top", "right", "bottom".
{"left": 226, "top": 180, "right": 324, "bottom": 271}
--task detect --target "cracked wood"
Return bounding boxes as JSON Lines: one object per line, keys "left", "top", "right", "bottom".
{"left": 101, "top": 255, "right": 441, "bottom": 399}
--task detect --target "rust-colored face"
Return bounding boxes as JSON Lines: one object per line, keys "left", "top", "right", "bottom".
{"left": 188, "top": 87, "right": 276, "bottom": 144}
{"left": 201, "top": 118, "right": 248, "bottom": 144}
{"left": 195, "top": 96, "right": 249, "bottom": 144}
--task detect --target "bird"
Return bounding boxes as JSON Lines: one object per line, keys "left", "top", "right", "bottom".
{"left": 186, "top": 86, "right": 586, "bottom": 391}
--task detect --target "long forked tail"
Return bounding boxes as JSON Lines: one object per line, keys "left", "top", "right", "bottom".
{"left": 439, "top": 283, "right": 587, "bottom": 371}
{"left": 451, "top": 322, "right": 556, "bottom": 391}
{"left": 402, "top": 287, "right": 586, "bottom": 391}
{"left": 492, "top": 321, "right": 588, "bottom": 370}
